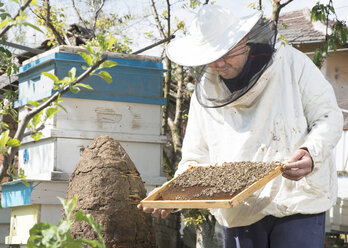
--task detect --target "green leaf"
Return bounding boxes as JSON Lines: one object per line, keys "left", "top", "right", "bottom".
{"left": 0, "top": 13, "right": 10, "bottom": 20}
{"left": 28, "top": 100, "right": 40, "bottom": 107}
{"left": 6, "top": 66, "right": 12, "bottom": 76}
{"left": 0, "top": 19, "right": 9, "bottom": 29}
{"left": 57, "top": 103, "right": 67, "bottom": 113}
{"left": 7, "top": 139, "right": 20, "bottom": 147}
{"left": 42, "top": 72, "right": 59, "bottom": 82}
{"left": 30, "top": 0, "right": 38, "bottom": 4}
{"left": 21, "top": 179, "right": 30, "bottom": 187}
{"left": 28, "top": 223, "right": 55, "bottom": 248}
{"left": 75, "top": 210, "right": 103, "bottom": 238}
{"left": 57, "top": 220, "right": 71, "bottom": 235}
{"left": 60, "top": 77, "right": 72, "bottom": 85}
{"left": 81, "top": 238, "right": 103, "bottom": 247}
{"left": 341, "top": 29, "right": 347, "bottom": 44}
{"left": 41, "top": 226, "right": 58, "bottom": 245}
{"left": 0, "top": 130, "right": 10, "bottom": 147}
{"left": 31, "top": 132, "right": 42, "bottom": 141}
{"left": 22, "top": 22, "right": 43, "bottom": 33}
{"left": 29, "top": 222, "right": 54, "bottom": 235}
{"left": 27, "top": 121, "right": 32, "bottom": 129}
{"left": 79, "top": 52, "right": 93, "bottom": 66}
{"left": 45, "top": 107, "right": 59, "bottom": 120}
{"left": 69, "top": 67, "right": 76, "bottom": 79}
{"left": 96, "top": 34, "right": 106, "bottom": 50}
{"left": 0, "top": 46, "right": 11, "bottom": 57}
{"left": 31, "top": 112, "right": 42, "bottom": 128}
{"left": 59, "top": 195, "right": 77, "bottom": 220}
{"left": 100, "top": 60, "right": 117, "bottom": 68}
{"left": 96, "top": 71, "right": 112, "bottom": 83}
{"left": 69, "top": 85, "right": 80, "bottom": 94}
{"left": 84, "top": 44, "right": 94, "bottom": 54}
{"left": 75, "top": 83, "right": 93, "bottom": 90}
{"left": 0, "top": 122, "right": 9, "bottom": 129}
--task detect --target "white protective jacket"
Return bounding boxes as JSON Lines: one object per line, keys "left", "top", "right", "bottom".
{"left": 176, "top": 43, "right": 343, "bottom": 228}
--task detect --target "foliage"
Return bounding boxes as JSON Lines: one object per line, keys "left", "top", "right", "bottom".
{"left": 337, "top": 170, "right": 348, "bottom": 176}
{"left": 34, "top": 3, "right": 67, "bottom": 46}
{"left": 0, "top": 43, "right": 17, "bottom": 75}
{"left": 74, "top": 1, "right": 133, "bottom": 53}
{"left": 25, "top": 97, "right": 63, "bottom": 141}
{"left": 0, "top": 0, "right": 42, "bottom": 80}
{"left": 93, "top": 13, "right": 133, "bottom": 53}
{"left": 0, "top": 129, "right": 20, "bottom": 155}
{"left": 182, "top": 209, "right": 211, "bottom": 228}
{"left": 0, "top": 0, "right": 41, "bottom": 33}
{"left": 310, "top": 1, "right": 348, "bottom": 67}
{"left": 86, "top": 33, "right": 132, "bottom": 54}
{"left": 27, "top": 195, "right": 106, "bottom": 248}
{"left": 0, "top": 0, "right": 39, "bottom": 76}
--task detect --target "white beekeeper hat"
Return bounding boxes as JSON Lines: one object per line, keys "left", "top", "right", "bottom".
{"left": 166, "top": 4, "right": 262, "bottom": 67}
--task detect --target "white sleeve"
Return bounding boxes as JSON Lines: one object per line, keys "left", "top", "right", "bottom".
{"left": 175, "top": 92, "right": 210, "bottom": 176}
{"left": 295, "top": 50, "right": 343, "bottom": 166}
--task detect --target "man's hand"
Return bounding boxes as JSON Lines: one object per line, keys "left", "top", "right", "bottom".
{"left": 137, "top": 204, "right": 173, "bottom": 219}
{"left": 137, "top": 186, "right": 173, "bottom": 219}
{"left": 282, "top": 148, "right": 313, "bottom": 181}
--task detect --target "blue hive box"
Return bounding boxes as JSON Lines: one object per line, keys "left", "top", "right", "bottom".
{"left": 16, "top": 46, "right": 166, "bottom": 107}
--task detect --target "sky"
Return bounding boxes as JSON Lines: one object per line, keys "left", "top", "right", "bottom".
{"left": 4, "top": 0, "right": 348, "bottom": 56}
{"left": 116, "top": 0, "right": 348, "bottom": 56}
{"left": 119, "top": 0, "right": 348, "bottom": 22}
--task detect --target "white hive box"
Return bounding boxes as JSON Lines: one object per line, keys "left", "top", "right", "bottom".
{"left": 15, "top": 46, "right": 168, "bottom": 188}
{"left": 331, "top": 196, "right": 348, "bottom": 233}
{"left": 328, "top": 130, "right": 348, "bottom": 233}
{"left": 329, "top": 174, "right": 348, "bottom": 232}
{"left": 0, "top": 208, "right": 10, "bottom": 248}
{"left": 1, "top": 180, "right": 67, "bottom": 245}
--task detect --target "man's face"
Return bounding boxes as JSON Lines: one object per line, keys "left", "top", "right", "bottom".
{"left": 208, "top": 37, "right": 250, "bottom": 79}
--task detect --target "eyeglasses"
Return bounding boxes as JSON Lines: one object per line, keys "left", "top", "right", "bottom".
{"left": 210, "top": 42, "right": 250, "bottom": 64}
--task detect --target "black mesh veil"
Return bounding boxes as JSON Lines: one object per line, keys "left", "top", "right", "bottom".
{"left": 195, "top": 18, "right": 277, "bottom": 108}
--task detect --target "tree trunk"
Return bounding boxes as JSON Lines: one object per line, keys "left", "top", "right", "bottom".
{"left": 195, "top": 215, "right": 216, "bottom": 248}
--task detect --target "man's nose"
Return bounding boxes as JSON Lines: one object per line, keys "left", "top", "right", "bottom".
{"left": 213, "top": 58, "right": 226, "bottom": 67}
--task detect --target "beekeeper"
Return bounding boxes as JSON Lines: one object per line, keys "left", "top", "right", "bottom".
{"left": 139, "top": 4, "right": 343, "bottom": 248}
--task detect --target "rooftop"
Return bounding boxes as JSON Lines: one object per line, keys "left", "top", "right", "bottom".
{"left": 277, "top": 8, "right": 332, "bottom": 44}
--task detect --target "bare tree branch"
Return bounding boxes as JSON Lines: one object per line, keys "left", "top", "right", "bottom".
{"left": 170, "top": 65, "right": 184, "bottom": 155}
{"left": 44, "top": 0, "right": 67, "bottom": 45}
{"left": 280, "top": 0, "right": 294, "bottom": 9}
{"left": 173, "top": 65, "right": 183, "bottom": 127}
{"left": 166, "top": 0, "right": 170, "bottom": 37}
{"left": 149, "top": 0, "right": 166, "bottom": 39}
{"left": 71, "top": 0, "right": 90, "bottom": 34}
{"left": 0, "top": 55, "right": 108, "bottom": 181}
{"left": 0, "top": 0, "right": 32, "bottom": 38}
{"left": 271, "top": 0, "right": 294, "bottom": 25}
{"left": 23, "top": 124, "right": 45, "bottom": 138}
{"left": 92, "top": 0, "right": 105, "bottom": 34}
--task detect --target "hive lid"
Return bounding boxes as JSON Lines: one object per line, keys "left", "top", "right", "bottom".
{"left": 22, "top": 45, "right": 162, "bottom": 66}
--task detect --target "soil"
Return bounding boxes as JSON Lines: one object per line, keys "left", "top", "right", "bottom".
{"left": 161, "top": 161, "right": 282, "bottom": 200}
{"left": 66, "top": 135, "right": 156, "bottom": 248}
